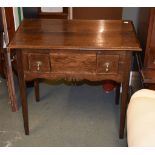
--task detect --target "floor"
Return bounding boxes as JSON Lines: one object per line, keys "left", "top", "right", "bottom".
{"left": 0, "top": 76, "right": 128, "bottom": 147}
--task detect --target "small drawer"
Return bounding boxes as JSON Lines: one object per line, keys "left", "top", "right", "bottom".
{"left": 97, "top": 54, "right": 119, "bottom": 74}
{"left": 28, "top": 53, "right": 50, "bottom": 72}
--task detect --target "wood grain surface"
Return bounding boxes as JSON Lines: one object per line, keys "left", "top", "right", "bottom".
{"left": 8, "top": 19, "right": 141, "bottom": 51}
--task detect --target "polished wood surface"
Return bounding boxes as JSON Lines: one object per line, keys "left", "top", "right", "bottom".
{"left": 137, "top": 8, "right": 155, "bottom": 88}
{"left": 9, "top": 19, "right": 141, "bottom": 51}
{"left": 8, "top": 19, "right": 141, "bottom": 138}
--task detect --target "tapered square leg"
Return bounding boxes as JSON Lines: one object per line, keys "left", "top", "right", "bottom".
{"left": 119, "top": 53, "right": 131, "bottom": 139}
{"left": 119, "top": 82, "right": 129, "bottom": 138}
{"left": 16, "top": 50, "right": 29, "bottom": 135}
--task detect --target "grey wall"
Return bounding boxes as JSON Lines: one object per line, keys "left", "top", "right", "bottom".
{"left": 122, "top": 7, "right": 140, "bottom": 31}
{"left": 23, "top": 7, "right": 38, "bottom": 18}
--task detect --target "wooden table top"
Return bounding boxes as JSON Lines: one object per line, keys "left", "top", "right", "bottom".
{"left": 8, "top": 19, "right": 141, "bottom": 51}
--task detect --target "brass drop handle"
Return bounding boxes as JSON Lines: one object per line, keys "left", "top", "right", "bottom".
{"left": 36, "top": 61, "right": 42, "bottom": 71}
{"left": 104, "top": 62, "right": 110, "bottom": 72}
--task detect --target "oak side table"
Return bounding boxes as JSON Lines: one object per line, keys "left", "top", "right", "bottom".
{"left": 7, "top": 19, "right": 141, "bottom": 138}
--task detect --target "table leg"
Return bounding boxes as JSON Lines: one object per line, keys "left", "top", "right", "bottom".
{"left": 119, "top": 53, "right": 131, "bottom": 139}
{"left": 16, "top": 50, "right": 29, "bottom": 135}
{"left": 119, "top": 82, "right": 129, "bottom": 138}
{"left": 5, "top": 49, "right": 18, "bottom": 112}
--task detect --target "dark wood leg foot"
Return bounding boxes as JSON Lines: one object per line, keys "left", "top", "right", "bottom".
{"left": 22, "top": 102, "right": 29, "bottom": 135}
{"left": 16, "top": 51, "right": 29, "bottom": 135}
{"left": 34, "top": 79, "right": 40, "bottom": 102}
{"left": 115, "top": 83, "right": 120, "bottom": 105}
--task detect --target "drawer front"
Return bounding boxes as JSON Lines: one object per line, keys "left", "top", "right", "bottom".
{"left": 97, "top": 54, "right": 119, "bottom": 74}
{"left": 50, "top": 52, "right": 96, "bottom": 73}
{"left": 28, "top": 53, "right": 50, "bottom": 72}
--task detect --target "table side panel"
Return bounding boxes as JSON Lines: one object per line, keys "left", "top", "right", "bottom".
{"left": 21, "top": 49, "right": 127, "bottom": 83}
{"left": 50, "top": 52, "right": 96, "bottom": 74}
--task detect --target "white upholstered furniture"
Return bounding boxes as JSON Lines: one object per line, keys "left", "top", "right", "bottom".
{"left": 127, "top": 89, "right": 155, "bottom": 146}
